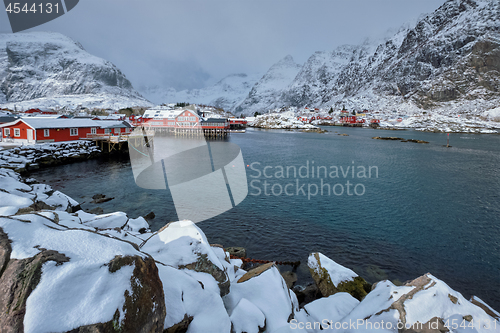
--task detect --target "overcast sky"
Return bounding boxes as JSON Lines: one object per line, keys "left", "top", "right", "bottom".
{"left": 0, "top": 0, "right": 445, "bottom": 91}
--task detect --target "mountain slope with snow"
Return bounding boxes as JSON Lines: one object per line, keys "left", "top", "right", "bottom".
{"left": 140, "top": 73, "right": 261, "bottom": 112}
{"left": 0, "top": 32, "right": 151, "bottom": 110}
{"left": 235, "top": 0, "right": 500, "bottom": 116}
{"left": 234, "top": 55, "right": 302, "bottom": 115}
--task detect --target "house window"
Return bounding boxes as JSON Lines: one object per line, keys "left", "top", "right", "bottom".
{"left": 70, "top": 128, "right": 78, "bottom": 136}
{"left": 105, "top": 129, "right": 110, "bottom": 134}
{"left": 14, "top": 128, "right": 20, "bottom": 137}
{"left": 114, "top": 128, "right": 120, "bottom": 134}
{"left": 4, "top": 128, "right": 10, "bottom": 137}
{"left": 44, "top": 129, "right": 50, "bottom": 137}
{"left": 91, "top": 127, "right": 97, "bottom": 135}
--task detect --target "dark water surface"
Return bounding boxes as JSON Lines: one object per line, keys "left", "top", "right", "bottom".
{"left": 31, "top": 127, "right": 500, "bottom": 310}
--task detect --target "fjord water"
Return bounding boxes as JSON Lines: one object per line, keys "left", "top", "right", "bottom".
{"left": 32, "top": 127, "right": 500, "bottom": 310}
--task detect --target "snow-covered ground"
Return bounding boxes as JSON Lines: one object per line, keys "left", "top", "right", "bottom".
{"left": 249, "top": 111, "right": 319, "bottom": 130}
{"left": 252, "top": 107, "right": 500, "bottom": 133}
{"left": 0, "top": 93, "right": 153, "bottom": 112}
{"left": 378, "top": 113, "right": 500, "bottom": 133}
{"left": 0, "top": 144, "right": 498, "bottom": 332}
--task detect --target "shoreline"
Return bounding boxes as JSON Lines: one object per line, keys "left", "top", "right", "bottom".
{"left": 247, "top": 112, "right": 500, "bottom": 134}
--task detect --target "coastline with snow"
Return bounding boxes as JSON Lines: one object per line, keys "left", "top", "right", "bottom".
{"left": 247, "top": 109, "right": 500, "bottom": 134}
{"left": 0, "top": 143, "right": 499, "bottom": 332}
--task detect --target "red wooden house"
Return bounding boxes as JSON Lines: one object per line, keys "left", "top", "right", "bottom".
{"left": 0, "top": 118, "right": 132, "bottom": 144}
{"left": 24, "top": 108, "right": 58, "bottom": 115}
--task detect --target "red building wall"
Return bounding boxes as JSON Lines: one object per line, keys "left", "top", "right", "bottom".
{"left": 37, "top": 126, "right": 129, "bottom": 142}
{"left": 35, "top": 127, "right": 94, "bottom": 142}
{"left": 1, "top": 121, "right": 32, "bottom": 140}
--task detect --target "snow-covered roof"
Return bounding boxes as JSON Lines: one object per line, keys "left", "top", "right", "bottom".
{"left": 93, "top": 120, "right": 132, "bottom": 128}
{"left": 95, "top": 114, "right": 127, "bottom": 120}
{"left": 143, "top": 109, "right": 182, "bottom": 119}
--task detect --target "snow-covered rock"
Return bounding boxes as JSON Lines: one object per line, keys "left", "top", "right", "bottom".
{"left": 249, "top": 111, "right": 319, "bottom": 130}
{"left": 224, "top": 262, "right": 300, "bottom": 333}
{"left": 338, "top": 274, "right": 500, "bottom": 333}
{"left": 141, "top": 220, "right": 231, "bottom": 296}
{"left": 0, "top": 213, "right": 165, "bottom": 333}
{"left": 0, "top": 140, "right": 101, "bottom": 172}
{"left": 308, "top": 252, "right": 371, "bottom": 301}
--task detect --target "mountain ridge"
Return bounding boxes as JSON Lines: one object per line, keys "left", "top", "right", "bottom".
{"left": 0, "top": 31, "right": 152, "bottom": 110}
{"left": 235, "top": 0, "right": 500, "bottom": 115}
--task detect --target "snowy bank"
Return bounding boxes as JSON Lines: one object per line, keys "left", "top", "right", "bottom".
{"left": 249, "top": 112, "right": 320, "bottom": 130}
{"left": 0, "top": 140, "right": 102, "bottom": 173}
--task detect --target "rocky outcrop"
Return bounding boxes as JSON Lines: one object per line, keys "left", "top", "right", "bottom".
{"left": 225, "top": 246, "right": 246, "bottom": 259}
{"left": 308, "top": 252, "right": 371, "bottom": 301}
{"left": 249, "top": 112, "right": 319, "bottom": 129}
{"left": 106, "top": 255, "right": 166, "bottom": 333}
{"left": 0, "top": 141, "right": 102, "bottom": 173}
{"left": 372, "top": 136, "right": 430, "bottom": 143}
{"left": 0, "top": 238, "right": 69, "bottom": 333}
{"left": 141, "top": 220, "right": 232, "bottom": 297}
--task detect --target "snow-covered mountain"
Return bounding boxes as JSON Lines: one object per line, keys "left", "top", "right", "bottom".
{"left": 234, "top": 55, "right": 302, "bottom": 115}
{"left": 0, "top": 32, "right": 152, "bottom": 110}
{"left": 236, "top": 0, "right": 500, "bottom": 115}
{"left": 139, "top": 73, "right": 261, "bottom": 112}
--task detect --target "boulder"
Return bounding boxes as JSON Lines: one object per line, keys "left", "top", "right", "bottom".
{"left": 225, "top": 263, "right": 299, "bottom": 333}
{"left": 308, "top": 252, "right": 370, "bottom": 301}
{"left": 339, "top": 273, "right": 500, "bottom": 333}
{"left": 229, "top": 298, "right": 266, "bottom": 333}
{"left": 226, "top": 246, "right": 247, "bottom": 259}
{"left": 158, "top": 265, "right": 231, "bottom": 333}
{"left": 92, "top": 194, "right": 105, "bottom": 200}
{"left": 144, "top": 211, "right": 156, "bottom": 221}
{"left": 292, "top": 283, "right": 321, "bottom": 307}
{"left": 281, "top": 271, "right": 297, "bottom": 289}
{"left": 105, "top": 255, "right": 166, "bottom": 333}
{"left": 141, "top": 220, "right": 231, "bottom": 297}
{"left": 292, "top": 293, "right": 359, "bottom": 330}
{"left": 93, "top": 197, "right": 114, "bottom": 204}
{"left": 0, "top": 245, "right": 70, "bottom": 332}
{"left": 0, "top": 214, "right": 166, "bottom": 333}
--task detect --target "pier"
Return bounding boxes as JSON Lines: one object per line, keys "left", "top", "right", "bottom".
{"left": 87, "top": 134, "right": 129, "bottom": 153}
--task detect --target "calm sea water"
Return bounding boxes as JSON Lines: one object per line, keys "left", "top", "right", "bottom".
{"left": 31, "top": 127, "right": 500, "bottom": 310}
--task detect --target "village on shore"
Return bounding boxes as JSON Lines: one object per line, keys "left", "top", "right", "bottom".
{"left": 1, "top": 102, "right": 499, "bottom": 148}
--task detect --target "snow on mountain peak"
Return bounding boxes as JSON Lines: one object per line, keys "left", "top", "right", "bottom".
{"left": 0, "top": 31, "right": 151, "bottom": 110}
{"left": 139, "top": 72, "right": 262, "bottom": 112}
{"left": 235, "top": 0, "right": 500, "bottom": 115}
